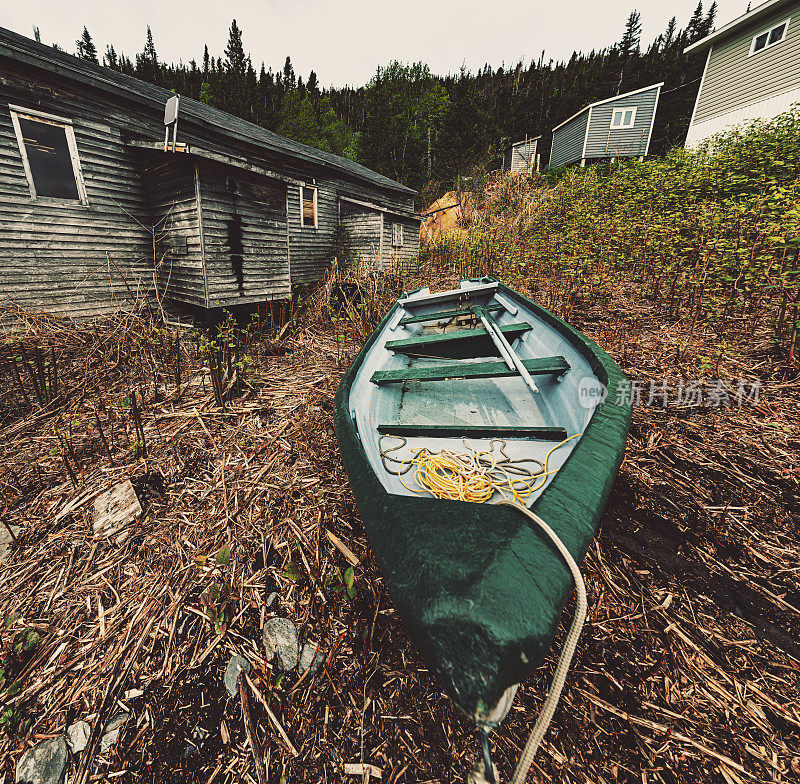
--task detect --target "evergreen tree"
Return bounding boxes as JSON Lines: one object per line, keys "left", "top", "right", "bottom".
{"left": 136, "top": 26, "right": 159, "bottom": 83}
{"left": 76, "top": 26, "right": 98, "bottom": 63}
{"left": 701, "top": 2, "right": 717, "bottom": 37}
{"left": 619, "top": 11, "right": 642, "bottom": 58}
{"left": 143, "top": 25, "right": 157, "bottom": 63}
{"left": 224, "top": 20, "right": 247, "bottom": 77}
{"left": 686, "top": 2, "right": 705, "bottom": 43}
{"left": 104, "top": 44, "right": 118, "bottom": 69}
{"left": 203, "top": 44, "right": 210, "bottom": 76}
{"left": 664, "top": 16, "right": 677, "bottom": 46}
{"left": 282, "top": 56, "right": 296, "bottom": 91}
{"left": 307, "top": 71, "right": 320, "bottom": 104}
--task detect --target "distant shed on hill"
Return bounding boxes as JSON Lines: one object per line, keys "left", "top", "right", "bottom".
{"left": 549, "top": 83, "right": 663, "bottom": 167}
{"left": 502, "top": 136, "right": 541, "bottom": 173}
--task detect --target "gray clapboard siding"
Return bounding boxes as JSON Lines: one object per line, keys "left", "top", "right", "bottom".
{"left": 383, "top": 215, "right": 421, "bottom": 269}
{"left": 583, "top": 87, "right": 660, "bottom": 158}
{"left": 692, "top": 1, "right": 800, "bottom": 124}
{"left": 550, "top": 113, "right": 590, "bottom": 167}
{"left": 199, "top": 164, "right": 290, "bottom": 307}
{"left": 0, "top": 73, "right": 154, "bottom": 319}
{"left": 1, "top": 26, "right": 420, "bottom": 318}
{"left": 340, "top": 202, "right": 382, "bottom": 266}
{"left": 503, "top": 138, "right": 540, "bottom": 173}
{"left": 139, "top": 153, "right": 206, "bottom": 307}
{"left": 550, "top": 83, "right": 662, "bottom": 166}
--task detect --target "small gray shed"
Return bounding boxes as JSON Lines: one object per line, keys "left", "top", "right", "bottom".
{"left": 502, "top": 136, "right": 541, "bottom": 174}
{"left": 549, "top": 83, "right": 663, "bottom": 167}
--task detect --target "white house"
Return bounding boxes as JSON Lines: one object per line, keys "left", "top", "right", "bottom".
{"left": 685, "top": 0, "right": 800, "bottom": 146}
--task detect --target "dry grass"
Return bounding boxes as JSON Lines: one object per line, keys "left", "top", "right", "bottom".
{"left": 0, "top": 267, "right": 798, "bottom": 783}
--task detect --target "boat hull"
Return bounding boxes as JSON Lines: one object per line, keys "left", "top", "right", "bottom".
{"left": 333, "top": 280, "right": 631, "bottom": 718}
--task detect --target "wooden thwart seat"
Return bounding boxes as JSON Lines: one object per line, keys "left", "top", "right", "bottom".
{"left": 371, "top": 356, "right": 570, "bottom": 385}
{"left": 377, "top": 423, "right": 569, "bottom": 441}
{"left": 385, "top": 322, "right": 532, "bottom": 359}
{"left": 399, "top": 303, "right": 503, "bottom": 325}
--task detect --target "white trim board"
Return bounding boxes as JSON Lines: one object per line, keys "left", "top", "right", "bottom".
{"left": 642, "top": 84, "right": 662, "bottom": 156}
{"left": 748, "top": 16, "right": 791, "bottom": 55}
{"left": 610, "top": 106, "right": 637, "bottom": 129}
{"left": 552, "top": 82, "right": 665, "bottom": 132}
{"left": 9, "top": 104, "right": 88, "bottom": 205}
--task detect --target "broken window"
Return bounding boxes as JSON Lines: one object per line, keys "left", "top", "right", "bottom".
{"left": 610, "top": 107, "right": 637, "bottom": 129}
{"left": 10, "top": 107, "right": 86, "bottom": 203}
{"left": 301, "top": 186, "right": 317, "bottom": 228}
{"left": 392, "top": 223, "right": 404, "bottom": 247}
{"left": 751, "top": 20, "right": 789, "bottom": 54}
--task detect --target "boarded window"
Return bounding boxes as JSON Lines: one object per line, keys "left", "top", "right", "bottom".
{"left": 751, "top": 20, "right": 789, "bottom": 54}
{"left": 610, "top": 107, "right": 637, "bottom": 129}
{"left": 236, "top": 179, "right": 286, "bottom": 218}
{"left": 11, "top": 112, "right": 85, "bottom": 202}
{"left": 392, "top": 223, "right": 404, "bottom": 247}
{"left": 301, "top": 186, "right": 317, "bottom": 228}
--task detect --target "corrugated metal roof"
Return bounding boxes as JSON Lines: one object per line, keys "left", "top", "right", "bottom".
{"left": 0, "top": 25, "right": 415, "bottom": 196}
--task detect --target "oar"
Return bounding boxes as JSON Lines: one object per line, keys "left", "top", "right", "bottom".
{"left": 472, "top": 305, "right": 540, "bottom": 395}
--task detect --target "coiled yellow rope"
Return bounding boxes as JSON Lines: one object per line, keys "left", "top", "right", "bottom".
{"left": 379, "top": 434, "right": 581, "bottom": 504}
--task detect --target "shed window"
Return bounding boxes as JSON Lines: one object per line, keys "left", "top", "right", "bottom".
{"left": 9, "top": 107, "right": 86, "bottom": 203}
{"left": 392, "top": 223, "right": 404, "bottom": 247}
{"left": 750, "top": 19, "right": 790, "bottom": 54}
{"left": 301, "top": 186, "right": 317, "bottom": 228}
{"left": 610, "top": 107, "right": 637, "bottom": 129}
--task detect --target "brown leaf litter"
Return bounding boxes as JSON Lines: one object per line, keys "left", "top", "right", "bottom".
{"left": 0, "top": 268, "right": 798, "bottom": 783}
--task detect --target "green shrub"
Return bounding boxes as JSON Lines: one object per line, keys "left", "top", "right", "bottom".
{"left": 424, "top": 107, "right": 800, "bottom": 342}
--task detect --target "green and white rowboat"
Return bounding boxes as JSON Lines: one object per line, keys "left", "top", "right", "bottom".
{"left": 333, "top": 278, "right": 631, "bottom": 734}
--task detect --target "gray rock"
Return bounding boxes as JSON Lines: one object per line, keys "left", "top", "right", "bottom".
{"left": 100, "top": 711, "right": 129, "bottom": 753}
{"left": 15, "top": 736, "right": 68, "bottom": 784}
{"left": 65, "top": 720, "right": 91, "bottom": 754}
{"left": 262, "top": 617, "right": 298, "bottom": 671}
{"left": 298, "top": 642, "right": 325, "bottom": 674}
{"left": 266, "top": 592, "right": 278, "bottom": 607}
{"left": 0, "top": 524, "right": 20, "bottom": 564}
{"left": 224, "top": 654, "right": 251, "bottom": 697}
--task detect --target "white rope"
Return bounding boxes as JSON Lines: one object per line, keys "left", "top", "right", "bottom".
{"left": 497, "top": 500, "right": 588, "bottom": 784}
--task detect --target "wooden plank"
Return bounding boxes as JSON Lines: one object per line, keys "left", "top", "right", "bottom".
{"left": 400, "top": 303, "right": 503, "bottom": 325}
{"left": 377, "top": 424, "right": 569, "bottom": 441}
{"left": 384, "top": 322, "right": 532, "bottom": 359}
{"left": 371, "top": 355, "right": 570, "bottom": 384}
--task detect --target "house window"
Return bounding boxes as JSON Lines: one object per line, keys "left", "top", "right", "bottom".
{"left": 610, "top": 107, "right": 637, "bottom": 129}
{"left": 392, "top": 223, "right": 404, "bottom": 247}
{"left": 9, "top": 106, "right": 87, "bottom": 203}
{"left": 301, "top": 185, "right": 317, "bottom": 228}
{"left": 750, "top": 19, "right": 790, "bottom": 54}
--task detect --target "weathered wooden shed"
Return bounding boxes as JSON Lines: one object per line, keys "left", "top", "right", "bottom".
{"left": 502, "top": 136, "right": 541, "bottom": 173}
{"left": 549, "top": 83, "right": 663, "bottom": 167}
{"left": 0, "top": 26, "right": 420, "bottom": 320}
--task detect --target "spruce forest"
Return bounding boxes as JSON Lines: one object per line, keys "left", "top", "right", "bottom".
{"left": 64, "top": 4, "right": 718, "bottom": 199}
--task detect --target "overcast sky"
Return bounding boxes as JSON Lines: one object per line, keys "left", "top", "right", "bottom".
{"left": 2, "top": 1, "right": 749, "bottom": 87}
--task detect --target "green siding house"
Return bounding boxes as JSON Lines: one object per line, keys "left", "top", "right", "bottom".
{"left": 685, "top": 0, "right": 800, "bottom": 146}
{"left": 549, "top": 83, "right": 663, "bottom": 168}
